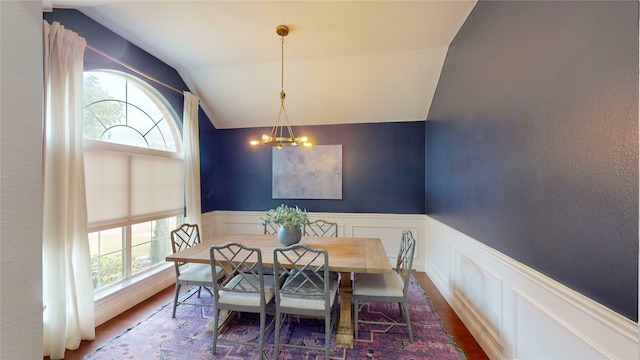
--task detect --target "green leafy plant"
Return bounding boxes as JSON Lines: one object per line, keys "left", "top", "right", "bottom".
{"left": 259, "top": 204, "right": 309, "bottom": 231}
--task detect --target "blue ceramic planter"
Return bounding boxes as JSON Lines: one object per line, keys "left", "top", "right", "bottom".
{"left": 277, "top": 226, "right": 302, "bottom": 246}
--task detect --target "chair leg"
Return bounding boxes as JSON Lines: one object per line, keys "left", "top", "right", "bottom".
{"left": 172, "top": 283, "right": 182, "bottom": 318}
{"left": 324, "top": 313, "right": 331, "bottom": 360}
{"left": 274, "top": 311, "right": 281, "bottom": 357}
{"left": 259, "top": 311, "right": 266, "bottom": 360}
{"left": 402, "top": 300, "right": 413, "bottom": 343}
{"left": 354, "top": 298, "right": 359, "bottom": 340}
{"left": 212, "top": 307, "right": 220, "bottom": 354}
{"left": 197, "top": 286, "right": 202, "bottom": 298}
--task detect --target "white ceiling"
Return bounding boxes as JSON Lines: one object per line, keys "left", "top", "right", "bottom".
{"left": 49, "top": 1, "right": 477, "bottom": 129}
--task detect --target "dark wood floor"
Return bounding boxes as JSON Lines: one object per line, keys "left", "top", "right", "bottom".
{"left": 48, "top": 272, "right": 489, "bottom": 360}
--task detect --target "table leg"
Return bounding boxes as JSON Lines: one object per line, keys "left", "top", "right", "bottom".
{"left": 336, "top": 272, "right": 354, "bottom": 348}
{"left": 206, "top": 310, "right": 234, "bottom": 334}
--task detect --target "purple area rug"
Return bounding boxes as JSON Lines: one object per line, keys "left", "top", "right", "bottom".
{"left": 85, "top": 275, "right": 466, "bottom": 359}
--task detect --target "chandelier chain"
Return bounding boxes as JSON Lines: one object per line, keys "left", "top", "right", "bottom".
{"left": 281, "top": 36, "right": 285, "bottom": 97}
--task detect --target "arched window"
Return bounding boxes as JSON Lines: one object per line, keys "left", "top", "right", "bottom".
{"left": 83, "top": 70, "right": 184, "bottom": 292}
{"left": 83, "top": 70, "right": 181, "bottom": 151}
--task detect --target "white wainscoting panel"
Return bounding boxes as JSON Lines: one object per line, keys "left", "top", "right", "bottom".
{"left": 204, "top": 211, "right": 426, "bottom": 271}
{"left": 425, "top": 216, "right": 639, "bottom": 360}
{"left": 454, "top": 249, "right": 503, "bottom": 346}
{"left": 425, "top": 226, "right": 452, "bottom": 298}
{"left": 514, "top": 290, "right": 607, "bottom": 359}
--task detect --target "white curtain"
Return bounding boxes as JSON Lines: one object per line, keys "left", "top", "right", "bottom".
{"left": 183, "top": 92, "right": 202, "bottom": 227}
{"left": 42, "top": 21, "right": 95, "bottom": 359}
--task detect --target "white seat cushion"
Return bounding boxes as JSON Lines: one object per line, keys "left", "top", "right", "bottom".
{"left": 178, "top": 263, "right": 215, "bottom": 282}
{"left": 218, "top": 274, "right": 277, "bottom": 307}
{"left": 353, "top": 271, "right": 404, "bottom": 298}
{"left": 279, "top": 277, "right": 339, "bottom": 310}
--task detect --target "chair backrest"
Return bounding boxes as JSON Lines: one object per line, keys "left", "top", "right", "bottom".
{"left": 171, "top": 223, "right": 201, "bottom": 271}
{"left": 264, "top": 222, "right": 279, "bottom": 235}
{"left": 273, "top": 244, "right": 330, "bottom": 305}
{"left": 171, "top": 223, "right": 201, "bottom": 252}
{"left": 396, "top": 230, "right": 416, "bottom": 295}
{"left": 303, "top": 219, "right": 338, "bottom": 237}
{"left": 209, "top": 242, "right": 266, "bottom": 301}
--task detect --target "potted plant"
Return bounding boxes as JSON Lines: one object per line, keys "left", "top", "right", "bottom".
{"left": 259, "top": 204, "right": 309, "bottom": 246}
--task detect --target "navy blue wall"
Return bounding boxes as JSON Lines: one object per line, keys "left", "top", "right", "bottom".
{"left": 205, "top": 122, "right": 426, "bottom": 213}
{"left": 427, "top": 1, "right": 638, "bottom": 320}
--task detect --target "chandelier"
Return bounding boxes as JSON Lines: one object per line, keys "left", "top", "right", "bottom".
{"left": 250, "top": 25, "right": 312, "bottom": 148}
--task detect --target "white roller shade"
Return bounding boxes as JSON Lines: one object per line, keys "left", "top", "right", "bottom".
{"left": 131, "top": 155, "right": 184, "bottom": 216}
{"left": 84, "top": 141, "right": 184, "bottom": 231}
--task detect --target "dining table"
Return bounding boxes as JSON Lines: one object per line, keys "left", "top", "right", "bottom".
{"left": 165, "top": 233, "right": 393, "bottom": 349}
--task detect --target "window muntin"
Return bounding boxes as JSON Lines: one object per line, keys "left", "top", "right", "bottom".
{"left": 83, "top": 70, "right": 181, "bottom": 152}
{"left": 83, "top": 69, "right": 184, "bottom": 292}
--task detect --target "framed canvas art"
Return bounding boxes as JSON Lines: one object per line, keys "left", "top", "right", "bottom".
{"left": 272, "top": 145, "right": 342, "bottom": 199}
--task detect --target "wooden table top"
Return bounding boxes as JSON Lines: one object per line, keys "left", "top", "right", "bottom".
{"left": 166, "top": 233, "right": 392, "bottom": 274}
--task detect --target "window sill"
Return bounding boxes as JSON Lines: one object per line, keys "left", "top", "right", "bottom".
{"left": 93, "top": 264, "right": 175, "bottom": 326}
{"left": 94, "top": 263, "right": 173, "bottom": 302}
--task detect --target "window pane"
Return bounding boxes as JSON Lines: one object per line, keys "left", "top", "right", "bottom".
{"left": 155, "top": 118, "right": 179, "bottom": 152}
{"left": 151, "top": 218, "right": 173, "bottom": 264}
{"left": 90, "top": 228, "right": 124, "bottom": 290}
{"left": 132, "top": 242, "right": 151, "bottom": 275}
{"left": 93, "top": 72, "right": 127, "bottom": 102}
{"left": 99, "top": 227, "right": 123, "bottom": 255}
{"left": 88, "top": 232, "right": 99, "bottom": 259}
{"left": 131, "top": 219, "right": 173, "bottom": 275}
{"left": 145, "top": 125, "right": 168, "bottom": 151}
{"left": 127, "top": 104, "right": 156, "bottom": 137}
{"left": 102, "top": 126, "right": 147, "bottom": 147}
{"left": 131, "top": 222, "right": 151, "bottom": 275}
{"left": 132, "top": 222, "right": 152, "bottom": 246}
{"left": 97, "top": 252, "right": 124, "bottom": 288}
{"left": 129, "top": 83, "right": 164, "bottom": 120}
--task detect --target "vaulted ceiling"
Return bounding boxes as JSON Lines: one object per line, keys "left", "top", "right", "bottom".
{"left": 48, "top": 1, "right": 477, "bottom": 129}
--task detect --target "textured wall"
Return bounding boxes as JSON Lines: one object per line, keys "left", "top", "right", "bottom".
{"left": 1, "top": 1, "right": 44, "bottom": 358}
{"left": 427, "top": 1, "right": 638, "bottom": 320}
{"left": 205, "top": 121, "right": 426, "bottom": 214}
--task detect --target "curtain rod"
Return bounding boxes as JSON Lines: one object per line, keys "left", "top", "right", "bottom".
{"left": 86, "top": 44, "right": 185, "bottom": 96}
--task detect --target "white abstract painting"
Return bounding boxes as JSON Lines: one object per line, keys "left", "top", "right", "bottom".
{"left": 272, "top": 145, "right": 342, "bottom": 199}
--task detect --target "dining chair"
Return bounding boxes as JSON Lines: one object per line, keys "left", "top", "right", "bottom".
{"left": 209, "top": 242, "right": 279, "bottom": 359}
{"left": 170, "top": 223, "right": 223, "bottom": 318}
{"left": 303, "top": 219, "right": 339, "bottom": 280}
{"left": 353, "top": 230, "right": 416, "bottom": 342}
{"left": 273, "top": 244, "right": 338, "bottom": 360}
{"left": 263, "top": 222, "right": 279, "bottom": 235}
{"left": 303, "top": 219, "right": 338, "bottom": 237}
{"left": 261, "top": 222, "right": 280, "bottom": 275}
